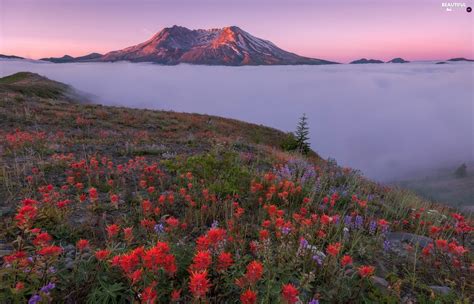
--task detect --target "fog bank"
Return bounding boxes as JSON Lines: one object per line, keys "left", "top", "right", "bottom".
{"left": 1, "top": 60, "right": 473, "bottom": 181}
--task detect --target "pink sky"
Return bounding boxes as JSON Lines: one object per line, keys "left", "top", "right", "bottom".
{"left": 1, "top": 0, "right": 472, "bottom": 62}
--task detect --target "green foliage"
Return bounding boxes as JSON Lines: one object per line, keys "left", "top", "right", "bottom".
{"left": 86, "top": 279, "right": 131, "bottom": 304}
{"left": 0, "top": 72, "right": 68, "bottom": 99}
{"left": 0, "top": 72, "right": 32, "bottom": 84}
{"left": 280, "top": 133, "right": 299, "bottom": 152}
{"left": 165, "top": 150, "right": 252, "bottom": 197}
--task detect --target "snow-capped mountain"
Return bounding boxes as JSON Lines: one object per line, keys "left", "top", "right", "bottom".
{"left": 99, "top": 25, "right": 336, "bottom": 65}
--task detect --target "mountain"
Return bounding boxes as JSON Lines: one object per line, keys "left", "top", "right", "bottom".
{"left": 447, "top": 57, "right": 474, "bottom": 62}
{"left": 0, "top": 54, "right": 24, "bottom": 60}
{"left": 387, "top": 57, "right": 409, "bottom": 63}
{"left": 40, "top": 55, "right": 75, "bottom": 63}
{"left": 350, "top": 58, "right": 384, "bottom": 64}
{"left": 100, "top": 25, "right": 337, "bottom": 65}
{"left": 40, "top": 53, "right": 103, "bottom": 63}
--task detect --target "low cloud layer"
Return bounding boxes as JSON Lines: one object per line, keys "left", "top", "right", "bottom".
{"left": 1, "top": 60, "right": 473, "bottom": 181}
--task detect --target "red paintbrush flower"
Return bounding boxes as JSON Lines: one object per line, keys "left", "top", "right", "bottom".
{"left": 143, "top": 242, "right": 177, "bottom": 275}
{"left": 95, "top": 249, "right": 111, "bottom": 261}
{"left": 245, "top": 260, "right": 264, "bottom": 285}
{"left": 341, "top": 255, "right": 353, "bottom": 267}
{"left": 76, "top": 239, "right": 90, "bottom": 251}
{"left": 435, "top": 239, "right": 448, "bottom": 250}
{"left": 281, "top": 283, "right": 299, "bottom": 304}
{"left": 88, "top": 187, "right": 98, "bottom": 202}
{"left": 240, "top": 289, "right": 257, "bottom": 304}
{"left": 189, "top": 271, "right": 210, "bottom": 299}
{"left": 38, "top": 245, "right": 62, "bottom": 256}
{"left": 217, "top": 252, "right": 234, "bottom": 271}
{"left": 259, "top": 229, "right": 270, "bottom": 241}
{"left": 326, "top": 242, "right": 341, "bottom": 257}
{"left": 358, "top": 265, "right": 375, "bottom": 278}
{"left": 128, "top": 268, "right": 143, "bottom": 285}
{"left": 206, "top": 228, "right": 226, "bottom": 246}
{"left": 33, "top": 232, "right": 52, "bottom": 246}
{"left": 171, "top": 289, "right": 181, "bottom": 302}
{"left": 141, "top": 281, "right": 157, "bottom": 304}
{"left": 190, "top": 251, "right": 212, "bottom": 271}
{"left": 106, "top": 224, "right": 120, "bottom": 239}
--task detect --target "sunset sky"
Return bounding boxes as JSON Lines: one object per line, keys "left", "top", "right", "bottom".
{"left": 1, "top": 0, "right": 473, "bottom": 62}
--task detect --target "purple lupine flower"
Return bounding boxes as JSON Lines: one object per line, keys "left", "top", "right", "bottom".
{"left": 48, "top": 266, "right": 56, "bottom": 273}
{"left": 211, "top": 220, "right": 219, "bottom": 228}
{"left": 369, "top": 220, "right": 377, "bottom": 235}
{"left": 312, "top": 255, "right": 323, "bottom": 265}
{"left": 40, "top": 282, "right": 56, "bottom": 294}
{"left": 355, "top": 215, "right": 364, "bottom": 229}
{"left": 281, "top": 227, "right": 291, "bottom": 235}
{"left": 275, "top": 159, "right": 317, "bottom": 186}
{"left": 344, "top": 215, "right": 352, "bottom": 227}
{"left": 383, "top": 239, "right": 391, "bottom": 252}
{"left": 153, "top": 223, "right": 164, "bottom": 234}
{"left": 300, "top": 238, "right": 309, "bottom": 249}
{"left": 309, "top": 299, "right": 320, "bottom": 304}
{"left": 314, "top": 177, "right": 321, "bottom": 193}
{"left": 28, "top": 295, "right": 41, "bottom": 304}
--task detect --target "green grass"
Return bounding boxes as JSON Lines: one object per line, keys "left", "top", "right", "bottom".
{"left": 0, "top": 72, "right": 33, "bottom": 84}
{"left": 0, "top": 72, "right": 69, "bottom": 99}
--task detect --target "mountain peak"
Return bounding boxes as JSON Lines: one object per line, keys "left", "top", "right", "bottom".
{"left": 99, "top": 25, "right": 337, "bottom": 65}
{"left": 222, "top": 25, "right": 242, "bottom": 31}
{"left": 162, "top": 25, "right": 190, "bottom": 32}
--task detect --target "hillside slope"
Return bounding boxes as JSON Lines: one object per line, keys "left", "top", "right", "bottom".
{"left": 0, "top": 73, "right": 471, "bottom": 303}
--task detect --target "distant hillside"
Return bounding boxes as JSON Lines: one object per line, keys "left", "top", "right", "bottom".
{"left": 0, "top": 72, "right": 83, "bottom": 101}
{"left": 0, "top": 54, "right": 24, "bottom": 60}
{"left": 350, "top": 58, "right": 384, "bottom": 64}
{"left": 392, "top": 163, "right": 474, "bottom": 211}
{"left": 447, "top": 57, "right": 474, "bottom": 62}
{"left": 40, "top": 53, "right": 102, "bottom": 63}
{"left": 387, "top": 57, "right": 409, "bottom": 63}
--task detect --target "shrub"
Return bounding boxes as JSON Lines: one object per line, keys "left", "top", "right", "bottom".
{"left": 454, "top": 163, "right": 467, "bottom": 178}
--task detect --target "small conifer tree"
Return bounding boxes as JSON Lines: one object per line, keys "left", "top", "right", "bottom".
{"left": 295, "top": 114, "right": 310, "bottom": 154}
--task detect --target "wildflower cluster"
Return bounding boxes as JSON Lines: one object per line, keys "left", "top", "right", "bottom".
{"left": 0, "top": 150, "right": 472, "bottom": 303}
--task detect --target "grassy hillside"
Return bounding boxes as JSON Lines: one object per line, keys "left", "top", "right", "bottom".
{"left": 0, "top": 73, "right": 472, "bottom": 303}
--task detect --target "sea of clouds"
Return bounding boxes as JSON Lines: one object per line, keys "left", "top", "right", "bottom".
{"left": 1, "top": 60, "right": 473, "bottom": 181}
